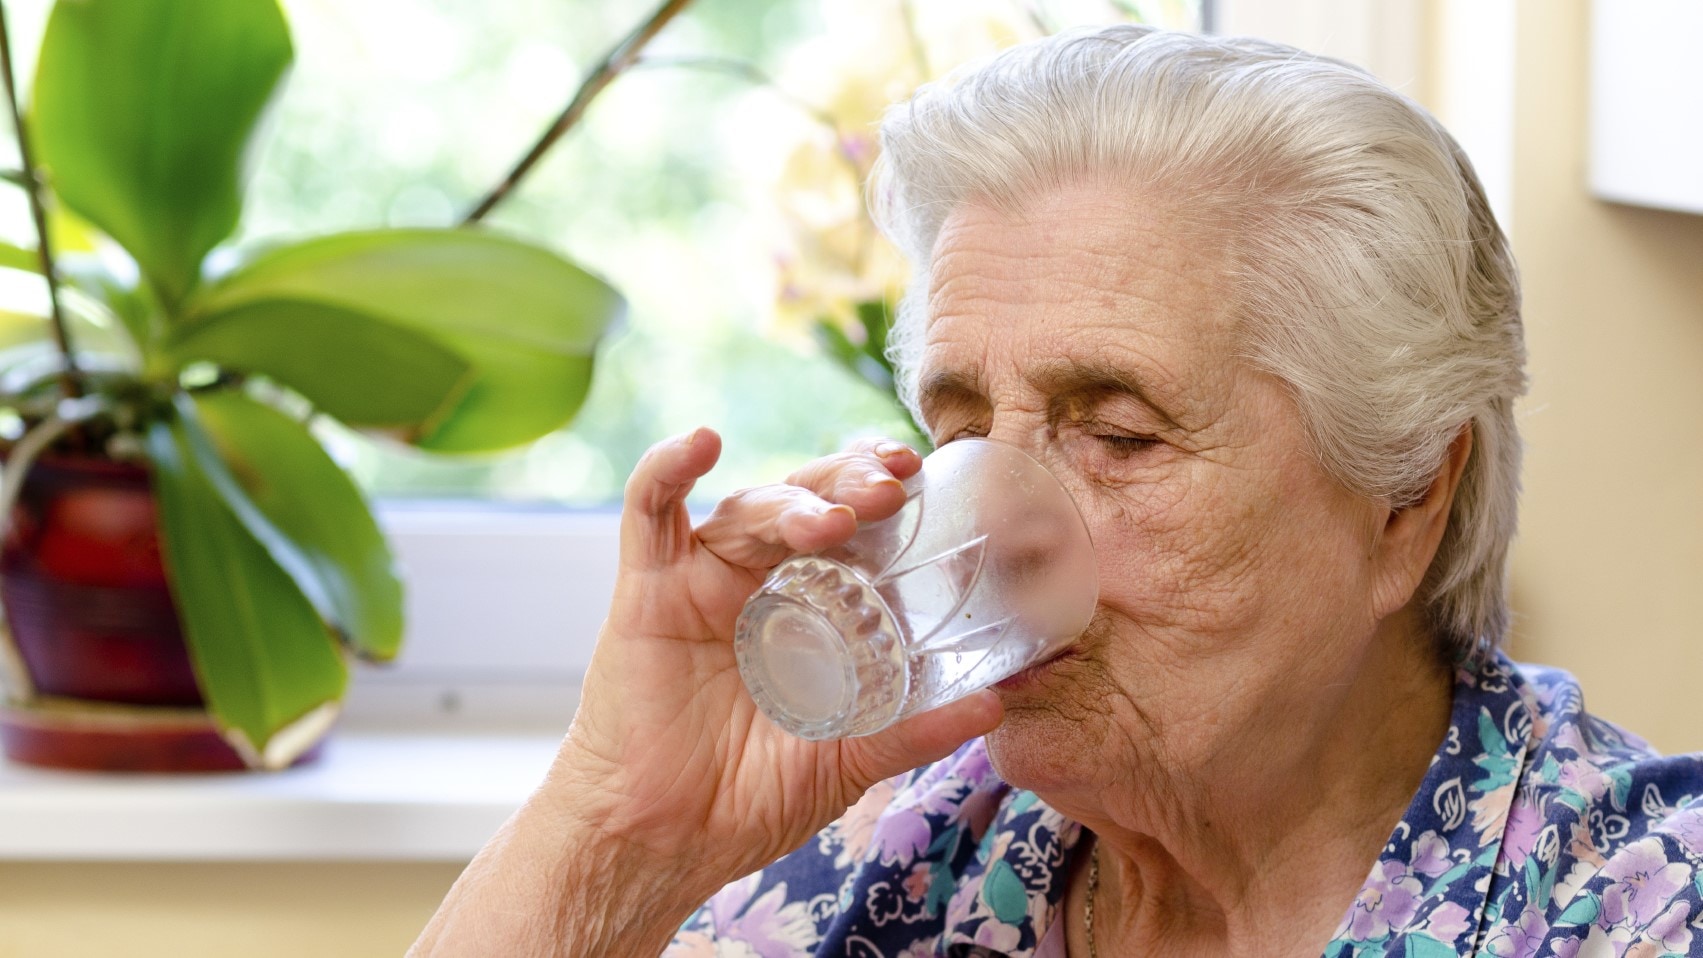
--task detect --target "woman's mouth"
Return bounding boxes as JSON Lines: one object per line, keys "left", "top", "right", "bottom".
{"left": 994, "top": 648, "right": 1082, "bottom": 691}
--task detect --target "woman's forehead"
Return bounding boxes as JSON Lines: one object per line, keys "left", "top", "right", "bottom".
{"left": 926, "top": 191, "right": 1232, "bottom": 331}
{"left": 920, "top": 198, "right": 1238, "bottom": 416}
{"left": 929, "top": 183, "right": 1223, "bottom": 275}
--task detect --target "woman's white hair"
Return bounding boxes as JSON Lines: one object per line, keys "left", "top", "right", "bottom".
{"left": 871, "top": 25, "right": 1527, "bottom": 663}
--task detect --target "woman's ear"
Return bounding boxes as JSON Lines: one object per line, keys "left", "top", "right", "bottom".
{"left": 1372, "top": 424, "right": 1473, "bottom": 619}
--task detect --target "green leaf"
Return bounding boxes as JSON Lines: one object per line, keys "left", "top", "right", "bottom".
{"left": 815, "top": 299, "right": 898, "bottom": 393}
{"left": 979, "top": 859, "right": 1030, "bottom": 925}
{"left": 813, "top": 315, "right": 863, "bottom": 368}
{"left": 1422, "top": 861, "right": 1473, "bottom": 899}
{"left": 854, "top": 298, "right": 897, "bottom": 376}
{"left": 166, "top": 299, "right": 475, "bottom": 431}
{"left": 32, "top": 0, "right": 292, "bottom": 307}
{"left": 1008, "top": 790, "right": 1039, "bottom": 815}
{"left": 0, "top": 240, "right": 40, "bottom": 274}
{"left": 925, "top": 862, "right": 955, "bottom": 915}
{"left": 821, "top": 298, "right": 927, "bottom": 447}
{"left": 923, "top": 823, "right": 960, "bottom": 858}
{"left": 418, "top": 347, "right": 595, "bottom": 453}
{"left": 190, "top": 229, "right": 624, "bottom": 452}
{"left": 1556, "top": 891, "right": 1601, "bottom": 926}
{"left": 189, "top": 391, "right": 405, "bottom": 661}
{"left": 1608, "top": 768, "right": 1632, "bottom": 811}
{"left": 1525, "top": 854, "right": 1557, "bottom": 910}
{"left": 1404, "top": 934, "right": 1456, "bottom": 958}
{"left": 144, "top": 407, "right": 346, "bottom": 768}
{"left": 1472, "top": 707, "right": 1517, "bottom": 790}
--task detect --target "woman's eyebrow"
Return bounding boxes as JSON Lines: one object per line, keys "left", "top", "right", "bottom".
{"left": 917, "top": 368, "right": 987, "bottom": 420}
{"left": 1028, "top": 358, "right": 1183, "bottom": 431}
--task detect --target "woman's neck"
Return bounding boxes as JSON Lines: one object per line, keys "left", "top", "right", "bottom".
{"left": 1052, "top": 616, "right": 1455, "bottom": 957}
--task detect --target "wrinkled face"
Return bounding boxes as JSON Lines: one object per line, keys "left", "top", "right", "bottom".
{"left": 917, "top": 186, "right": 1391, "bottom": 791}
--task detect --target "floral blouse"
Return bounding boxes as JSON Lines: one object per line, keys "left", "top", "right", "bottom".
{"left": 668, "top": 655, "right": 1703, "bottom": 957}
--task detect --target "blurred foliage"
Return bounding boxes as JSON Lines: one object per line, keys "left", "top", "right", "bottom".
{"left": 0, "top": 0, "right": 1203, "bottom": 506}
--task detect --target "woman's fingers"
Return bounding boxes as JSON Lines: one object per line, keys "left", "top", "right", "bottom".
{"left": 839, "top": 691, "right": 1005, "bottom": 793}
{"left": 617, "top": 432, "right": 924, "bottom": 577}
{"left": 697, "top": 486, "right": 857, "bottom": 568}
{"left": 619, "top": 427, "right": 723, "bottom": 572}
{"left": 786, "top": 440, "right": 922, "bottom": 523}
{"left": 696, "top": 440, "right": 923, "bottom": 569}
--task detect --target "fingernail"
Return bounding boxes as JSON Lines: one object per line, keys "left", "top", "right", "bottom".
{"left": 683, "top": 427, "right": 705, "bottom": 446}
{"left": 873, "top": 441, "right": 911, "bottom": 459}
{"left": 865, "top": 471, "right": 902, "bottom": 489}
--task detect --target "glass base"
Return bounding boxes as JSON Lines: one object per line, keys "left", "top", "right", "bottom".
{"left": 735, "top": 556, "right": 907, "bottom": 739}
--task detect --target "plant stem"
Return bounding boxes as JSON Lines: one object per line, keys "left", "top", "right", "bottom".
{"left": 0, "top": 0, "right": 78, "bottom": 399}
{"left": 462, "top": 0, "right": 695, "bottom": 224}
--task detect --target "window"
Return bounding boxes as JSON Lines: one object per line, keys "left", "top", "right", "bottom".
{"left": 253, "top": 0, "right": 1210, "bottom": 507}
{"left": 0, "top": 0, "right": 1209, "bottom": 725}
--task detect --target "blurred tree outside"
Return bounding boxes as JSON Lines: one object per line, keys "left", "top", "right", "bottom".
{"left": 0, "top": 0, "right": 1202, "bottom": 506}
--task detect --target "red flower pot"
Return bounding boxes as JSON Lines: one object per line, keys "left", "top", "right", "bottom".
{"left": 0, "top": 454, "right": 323, "bottom": 772}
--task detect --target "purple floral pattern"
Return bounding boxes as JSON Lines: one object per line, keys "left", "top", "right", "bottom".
{"left": 668, "top": 655, "right": 1703, "bottom": 956}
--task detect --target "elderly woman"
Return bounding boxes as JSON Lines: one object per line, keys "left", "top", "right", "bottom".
{"left": 413, "top": 26, "right": 1703, "bottom": 958}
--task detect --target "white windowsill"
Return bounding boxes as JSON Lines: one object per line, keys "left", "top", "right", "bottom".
{"left": 0, "top": 730, "right": 562, "bottom": 862}
{"left": 0, "top": 506, "right": 618, "bottom": 864}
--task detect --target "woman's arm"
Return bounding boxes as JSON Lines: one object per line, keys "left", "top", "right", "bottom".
{"left": 410, "top": 429, "right": 1003, "bottom": 956}
{"left": 409, "top": 766, "right": 711, "bottom": 956}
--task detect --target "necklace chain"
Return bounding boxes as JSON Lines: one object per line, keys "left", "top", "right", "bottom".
{"left": 1085, "top": 841, "right": 1101, "bottom": 958}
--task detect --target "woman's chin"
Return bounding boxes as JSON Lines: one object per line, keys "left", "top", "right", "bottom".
{"left": 983, "top": 651, "right": 1110, "bottom": 789}
{"left": 984, "top": 713, "right": 1103, "bottom": 793}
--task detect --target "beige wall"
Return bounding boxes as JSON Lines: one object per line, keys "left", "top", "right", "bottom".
{"left": 3, "top": 4, "right": 1700, "bottom": 955}
{"left": 1502, "top": 0, "right": 1703, "bottom": 754}
{"left": 0, "top": 863, "right": 462, "bottom": 957}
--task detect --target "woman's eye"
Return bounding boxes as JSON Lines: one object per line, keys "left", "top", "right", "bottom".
{"left": 1090, "top": 433, "right": 1157, "bottom": 460}
{"left": 943, "top": 428, "right": 988, "bottom": 444}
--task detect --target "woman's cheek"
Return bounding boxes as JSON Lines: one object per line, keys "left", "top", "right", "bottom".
{"left": 1082, "top": 474, "right": 1248, "bottom": 615}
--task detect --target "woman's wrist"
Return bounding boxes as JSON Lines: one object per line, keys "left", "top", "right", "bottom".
{"left": 536, "top": 755, "right": 731, "bottom": 937}
{"left": 544, "top": 712, "right": 753, "bottom": 890}
{"left": 410, "top": 773, "right": 714, "bottom": 957}
{"left": 532, "top": 813, "right": 706, "bottom": 956}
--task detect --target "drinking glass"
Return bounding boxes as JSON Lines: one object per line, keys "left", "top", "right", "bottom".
{"left": 734, "top": 438, "right": 1097, "bottom": 740}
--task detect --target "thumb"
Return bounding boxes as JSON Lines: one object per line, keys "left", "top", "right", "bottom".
{"left": 839, "top": 691, "right": 1004, "bottom": 793}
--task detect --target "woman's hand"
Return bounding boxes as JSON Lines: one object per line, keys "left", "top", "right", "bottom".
{"left": 413, "top": 429, "right": 1001, "bottom": 957}
{"left": 552, "top": 427, "right": 1003, "bottom": 892}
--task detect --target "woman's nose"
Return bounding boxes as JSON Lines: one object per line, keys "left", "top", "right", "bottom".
{"left": 983, "top": 416, "right": 1089, "bottom": 501}
{"left": 984, "top": 417, "right": 1049, "bottom": 461}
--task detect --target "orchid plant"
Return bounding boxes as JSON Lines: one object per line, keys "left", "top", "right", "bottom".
{"left": 0, "top": 0, "right": 687, "bottom": 767}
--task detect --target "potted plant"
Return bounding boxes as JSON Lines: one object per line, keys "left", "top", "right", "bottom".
{"left": 0, "top": 0, "right": 686, "bottom": 771}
